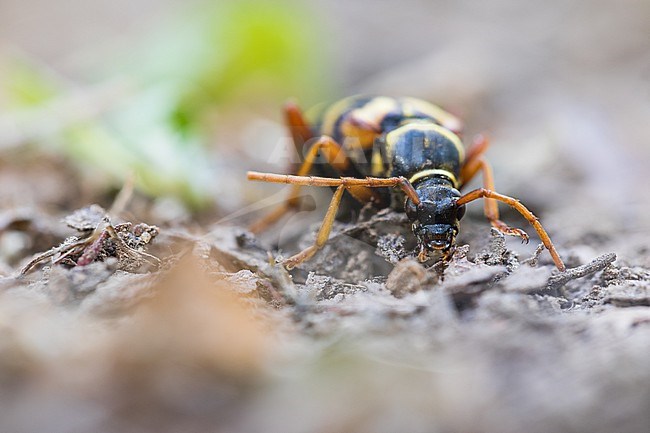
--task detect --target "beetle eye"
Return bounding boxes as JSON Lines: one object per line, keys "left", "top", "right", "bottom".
{"left": 457, "top": 204, "right": 466, "bottom": 220}
{"left": 405, "top": 199, "right": 418, "bottom": 220}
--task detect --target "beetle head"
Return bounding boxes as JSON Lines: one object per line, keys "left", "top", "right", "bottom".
{"left": 405, "top": 184, "right": 466, "bottom": 258}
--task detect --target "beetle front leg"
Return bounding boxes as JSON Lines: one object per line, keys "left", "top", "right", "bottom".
{"left": 460, "top": 135, "right": 528, "bottom": 242}
{"left": 283, "top": 185, "right": 346, "bottom": 269}
{"left": 457, "top": 188, "right": 565, "bottom": 271}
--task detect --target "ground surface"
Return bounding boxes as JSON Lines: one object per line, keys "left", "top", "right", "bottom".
{"left": 0, "top": 179, "right": 648, "bottom": 433}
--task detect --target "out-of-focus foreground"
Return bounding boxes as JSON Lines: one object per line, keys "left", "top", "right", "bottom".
{"left": 0, "top": 1, "right": 649, "bottom": 432}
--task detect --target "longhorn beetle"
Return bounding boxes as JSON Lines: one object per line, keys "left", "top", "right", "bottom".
{"left": 247, "top": 95, "right": 565, "bottom": 271}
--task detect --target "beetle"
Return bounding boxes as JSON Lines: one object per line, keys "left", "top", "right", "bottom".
{"left": 247, "top": 95, "right": 565, "bottom": 271}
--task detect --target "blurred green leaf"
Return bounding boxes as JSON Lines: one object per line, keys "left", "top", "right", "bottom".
{"left": 0, "top": 0, "right": 333, "bottom": 208}
{"left": 113, "top": 0, "right": 331, "bottom": 133}
{"left": 1, "top": 57, "right": 59, "bottom": 107}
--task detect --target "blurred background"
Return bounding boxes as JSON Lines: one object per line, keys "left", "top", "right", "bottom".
{"left": 0, "top": 1, "right": 649, "bottom": 432}
{"left": 1, "top": 0, "right": 648, "bottom": 223}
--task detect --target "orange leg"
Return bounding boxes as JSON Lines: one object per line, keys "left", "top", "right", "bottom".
{"left": 457, "top": 188, "right": 565, "bottom": 271}
{"left": 284, "top": 100, "right": 314, "bottom": 173}
{"left": 460, "top": 133, "right": 490, "bottom": 182}
{"left": 248, "top": 102, "right": 314, "bottom": 233}
{"left": 283, "top": 185, "right": 345, "bottom": 269}
{"left": 248, "top": 137, "right": 382, "bottom": 233}
{"left": 247, "top": 172, "right": 421, "bottom": 269}
{"left": 247, "top": 172, "right": 420, "bottom": 205}
{"left": 460, "top": 135, "right": 528, "bottom": 241}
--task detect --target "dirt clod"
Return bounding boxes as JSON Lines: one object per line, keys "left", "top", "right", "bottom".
{"left": 385, "top": 258, "right": 429, "bottom": 298}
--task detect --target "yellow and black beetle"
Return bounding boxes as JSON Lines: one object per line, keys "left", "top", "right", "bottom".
{"left": 247, "top": 95, "right": 565, "bottom": 271}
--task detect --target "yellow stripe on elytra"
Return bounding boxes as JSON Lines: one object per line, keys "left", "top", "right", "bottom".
{"left": 320, "top": 96, "right": 357, "bottom": 137}
{"left": 371, "top": 147, "right": 386, "bottom": 177}
{"left": 321, "top": 96, "right": 400, "bottom": 140}
{"left": 400, "top": 97, "right": 463, "bottom": 132}
{"left": 351, "top": 97, "right": 397, "bottom": 123}
{"left": 385, "top": 123, "right": 465, "bottom": 163}
{"left": 409, "top": 169, "right": 459, "bottom": 188}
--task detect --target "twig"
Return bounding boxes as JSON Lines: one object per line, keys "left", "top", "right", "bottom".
{"left": 109, "top": 172, "right": 136, "bottom": 216}
{"left": 546, "top": 252, "right": 617, "bottom": 291}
